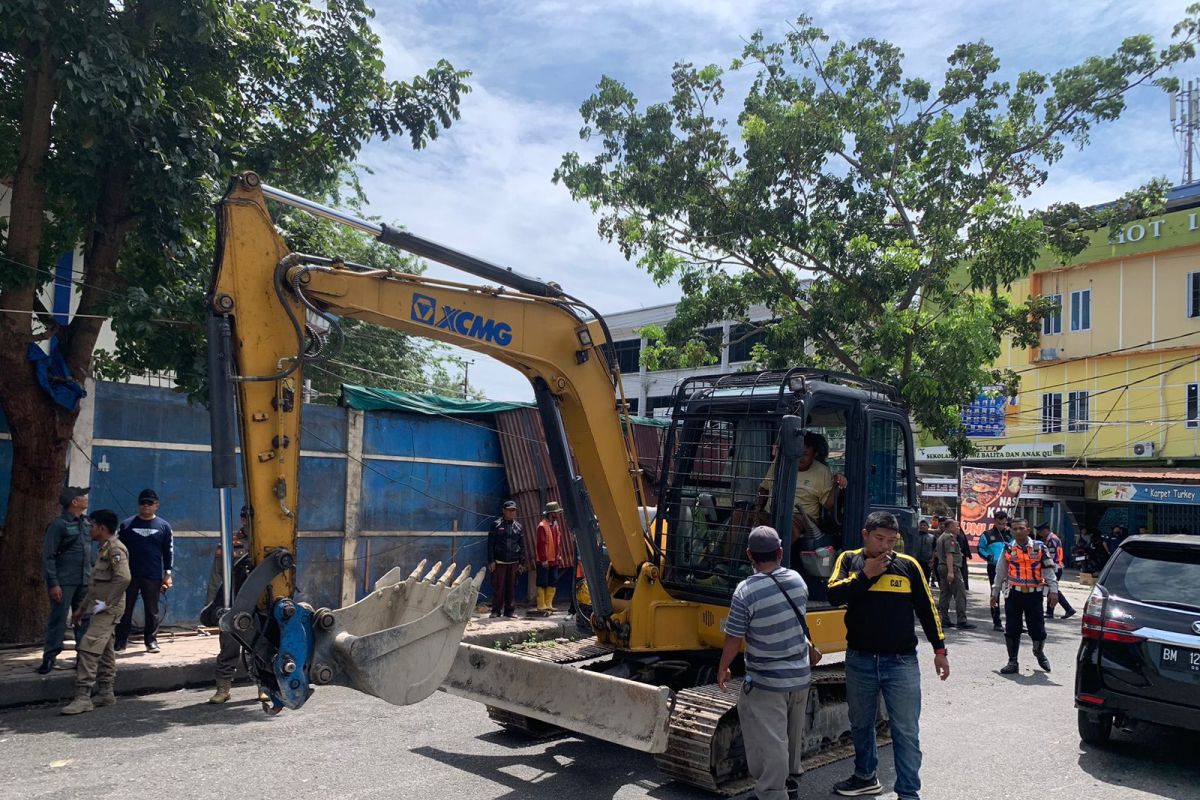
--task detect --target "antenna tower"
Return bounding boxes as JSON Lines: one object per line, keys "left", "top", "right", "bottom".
{"left": 1173, "top": 80, "right": 1200, "bottom": 185}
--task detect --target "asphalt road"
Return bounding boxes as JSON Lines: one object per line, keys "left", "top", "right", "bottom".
{"left": 1, "top": 585, "right": 1196, "bottom": 800}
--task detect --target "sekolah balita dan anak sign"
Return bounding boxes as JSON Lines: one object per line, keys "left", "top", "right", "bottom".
{"left": 1097, "top": 481, "right": 1200, "bottom": 505}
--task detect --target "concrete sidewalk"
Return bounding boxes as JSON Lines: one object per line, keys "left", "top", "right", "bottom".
{"left": 0, "top": 608, "right": 583, "bottom": 709}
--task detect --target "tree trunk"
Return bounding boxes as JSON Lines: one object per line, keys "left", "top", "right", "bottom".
{"left": 0, "top": 39, "right": 65, "bottom": 643}
{"left": 0, "top": 381, "right": 75, "bottom": 643}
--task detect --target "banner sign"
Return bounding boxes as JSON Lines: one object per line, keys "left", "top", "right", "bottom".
{"left": 959, "top": 467, "right": 1027, "bottom": 544}
{"left": 1097, "top": 481, "right": 1200, "bottom": 505}
{"left": 918, "top": 443, "right": 1060, "bottom": 461}
{"left": 962, "top": 390, "right": 1007, "bottom": 438}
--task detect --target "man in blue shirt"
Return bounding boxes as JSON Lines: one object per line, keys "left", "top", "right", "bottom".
{"left": 718, "top": 526, "right": 811, "bottom": 800}
{"left": 114, "top": 489, "right": 174, "bottom": 653}
{"left": 977, "top": 512, "right": 1012, "bottom": 631}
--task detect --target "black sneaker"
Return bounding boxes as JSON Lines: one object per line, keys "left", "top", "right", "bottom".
{"left": 833, "top": 775, "right": 883, "bottom": 796}
{"left": 36, "top": 657, "right": 54, "bottom": 675}
{"left": 114, "top": 643, "right": 127, "bottom": 653}
{"left": 786, "top": 776, "right": 800, "bottom": 800}
{"left": 1063, "top": 608, "right": 1076, "bottom": 620}
{"left": 146, "top": 642, "right": 160, "bottom": 653}
{"left": 957, "top": 622, "right": 978, "bottom": 630}
{"left": 993, "top": 623, "right": 1004, "bottom": 632}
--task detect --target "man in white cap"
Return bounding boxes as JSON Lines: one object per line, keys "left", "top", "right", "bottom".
{"left": 717, "top": 525, "right": 811, "bottom": 800}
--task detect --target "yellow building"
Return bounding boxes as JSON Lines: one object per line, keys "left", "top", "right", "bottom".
{"left": 919, "top": 187, "right": 1200, "bottom": 543}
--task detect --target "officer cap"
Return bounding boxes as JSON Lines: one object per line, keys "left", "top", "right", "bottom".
{"left": 60, "top": 486, "right": 89, "bottom": 506}
{"left": 502, "top": 500, "right": 517, "bottom": 510}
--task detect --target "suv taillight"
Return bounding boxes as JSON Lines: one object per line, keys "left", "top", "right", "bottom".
{"left": 1080, "top": 586, "right": 1146, "bottom": 643}
{"left": 1081, "top": 587, "right": 1106, "bottom": 639}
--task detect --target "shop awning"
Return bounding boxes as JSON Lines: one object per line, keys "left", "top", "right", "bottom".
{"left": 1028, "top": 466, "right": 1200, "bottom": 481}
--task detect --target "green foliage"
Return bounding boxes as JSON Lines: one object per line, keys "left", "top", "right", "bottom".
{"left": 0, "top": 0, "right": 471, "bottom": 396}
{"left": 556, "top": 10, "right": 1200, "bottom": 456}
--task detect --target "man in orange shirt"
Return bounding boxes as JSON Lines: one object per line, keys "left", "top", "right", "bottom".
{"left": 533, "top": 502, "right": 568, "bottom": 616}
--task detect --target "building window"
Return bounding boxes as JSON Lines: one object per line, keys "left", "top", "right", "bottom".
{"left": 623, "top": 397, "right": 639, "bottom": 415}
{"left": 728, "top": 321, "right": 777, "bottom": 363}
{"left": 701, "top": 327, "right": 725, "bottom": 361}
{"left": 611, "top": 339, "right": 642, "bottom": 374}
{"left": 1189, "top": 273, "right": 1200, "bottom": 319}
{"left": 1189, "top": 384, "right": 1200, "bottom": 429}
{"left": 1042, "top": 294, "right": 1062, "bottom": 335}
{"left": 646, "top": 394, "right": 674, "bottom": 417}
{"left": 1067, "top": 391, "right": 1089, "bottom": 432}
{"left": 1070, "top": 289, "right": 1091, "bottom": 332}
{"left": 1041, "top": 392, "right": 1063, "bottom": 434}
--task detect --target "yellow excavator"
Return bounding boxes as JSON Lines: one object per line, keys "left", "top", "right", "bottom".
{"left": 207, "top": 172, "right": 920, "bottom": 793}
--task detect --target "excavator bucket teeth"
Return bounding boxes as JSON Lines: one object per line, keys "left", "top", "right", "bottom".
{"left": 444, "top": 643, "right": 673, "bottom": 752}
{"left": 312, "top": 563, "right": 484, "bottom": 706}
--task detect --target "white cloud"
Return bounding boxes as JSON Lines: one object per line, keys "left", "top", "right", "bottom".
{"left": 354, "top": 0, "right": 1200, "bottom": 401}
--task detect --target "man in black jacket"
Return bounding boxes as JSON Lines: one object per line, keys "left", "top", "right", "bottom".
{"left": 827, "top": 512, "right": 950, "bottom": 800}
{"left": 488, "top": 500, "right": 524, "bottom": 618}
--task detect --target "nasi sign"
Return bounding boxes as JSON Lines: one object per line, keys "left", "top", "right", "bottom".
{"left": 410, "top": 292, "right": 513, "bottom": 347}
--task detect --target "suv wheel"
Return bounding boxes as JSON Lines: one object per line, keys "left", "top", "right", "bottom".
{"left": 1078, "top": 709, "right": 1113, "bottom": 745}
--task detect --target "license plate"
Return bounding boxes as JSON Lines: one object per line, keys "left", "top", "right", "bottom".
{"left": 1160, "top": 645, "right": 1200, "bottom": 674}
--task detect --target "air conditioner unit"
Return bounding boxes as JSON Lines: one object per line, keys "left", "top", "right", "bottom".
{"left": 1132, "top": 441, "right": 1156, "bottom": 458}
{"left": 1037, "top": 347, "right": 1060, "bottom": 362}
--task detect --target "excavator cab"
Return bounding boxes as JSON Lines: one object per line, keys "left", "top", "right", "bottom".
{"left": 656, "top": 368, "right": 919, "bottom": 609}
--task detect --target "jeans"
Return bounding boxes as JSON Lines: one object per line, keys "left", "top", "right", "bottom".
{"left": 846, "top": 649, "right": 923, "bottom": 800}
{"left": 43, "top": 584, "right": 90, "bottom": 661}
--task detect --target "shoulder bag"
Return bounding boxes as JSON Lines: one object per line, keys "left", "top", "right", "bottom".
{"left": 766, "top": 570, "right": 822, "bottom": 666}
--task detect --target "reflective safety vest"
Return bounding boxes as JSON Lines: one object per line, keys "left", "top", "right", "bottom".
{"left": 1046, "top": 534, "right": 1064, "bottom": 568}
{"left": 1005, "top": 540, "right": 1047, "bottom": 589}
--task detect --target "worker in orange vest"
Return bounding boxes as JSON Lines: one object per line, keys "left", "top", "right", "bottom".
{"left": 532, "top": 501, "right": 568, "bottom": 616}
{"left": 991, "top": 518, "right": 1058, "bottom": 674}
{"left": 1036, "top": 523, "right": 1075, "bottom": 620}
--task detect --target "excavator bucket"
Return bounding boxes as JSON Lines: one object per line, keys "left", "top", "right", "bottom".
{"left": 312, "top": 560, "right": 485, "bottom": 706}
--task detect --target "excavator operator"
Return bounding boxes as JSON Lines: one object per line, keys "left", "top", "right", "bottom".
{"left": 756, "top": 431, "right": 848, "bottom": 542}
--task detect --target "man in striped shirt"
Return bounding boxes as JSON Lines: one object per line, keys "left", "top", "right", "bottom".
{"left": 718, "top": 526, "right": 811, "bottom": 800}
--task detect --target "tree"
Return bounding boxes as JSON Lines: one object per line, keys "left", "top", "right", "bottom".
{"left": 557, "top": 11, "right": 1200, "bottom": 454}
{"left": 0, "top": 0, "right": 469, "bottom": 643}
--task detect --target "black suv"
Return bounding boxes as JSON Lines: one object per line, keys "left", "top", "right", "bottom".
{"left": 1075, "top": 535, "right": 1200, "bottom": 744}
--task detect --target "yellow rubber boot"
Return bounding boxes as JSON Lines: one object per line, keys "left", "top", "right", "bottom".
{"left": 545, "top": 587, "right": 556, "bottom": 614}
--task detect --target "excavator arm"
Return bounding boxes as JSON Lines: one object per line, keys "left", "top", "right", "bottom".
{"left": 205, "top": 172, "right": 655, "bottom": 711}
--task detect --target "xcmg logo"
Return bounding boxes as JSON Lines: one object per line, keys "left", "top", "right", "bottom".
{"left": 410, "top": 292, "right": 513, "bottom": 347}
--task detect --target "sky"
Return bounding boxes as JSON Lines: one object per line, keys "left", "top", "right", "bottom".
{"left": 349, "top": 0, "right": 1199, "bottom": 400}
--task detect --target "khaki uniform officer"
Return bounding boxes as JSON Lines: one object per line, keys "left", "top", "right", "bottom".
{"left": 62, "top": 510, "right": 131, "bottom": 715}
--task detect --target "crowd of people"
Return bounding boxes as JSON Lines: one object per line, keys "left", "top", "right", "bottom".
{"left": 38, "top": 485, "right": 173, "bottom": 714}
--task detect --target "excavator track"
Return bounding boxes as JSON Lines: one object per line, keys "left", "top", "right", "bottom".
{"left": 654, "top": 665, "right": 889, "bottom": 796}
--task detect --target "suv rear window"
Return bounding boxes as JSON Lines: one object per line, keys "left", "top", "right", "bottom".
{"left": 1104, "top": 544, "right": 1200, "bottom": 610}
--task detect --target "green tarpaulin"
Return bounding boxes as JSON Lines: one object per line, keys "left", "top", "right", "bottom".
{"left": 340, "top": 383, "right": 674, "bottom": 427}
{"left": 340, "top": 384, "right": 532, "bottom": 415}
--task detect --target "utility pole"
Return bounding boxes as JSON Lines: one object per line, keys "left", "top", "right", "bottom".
{"left": 462, "top": 359, "right": 472, "bottom": 399}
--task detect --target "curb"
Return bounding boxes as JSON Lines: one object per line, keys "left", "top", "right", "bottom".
{"left": 1, "top": 615, "right": 582, "bottom": 710}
